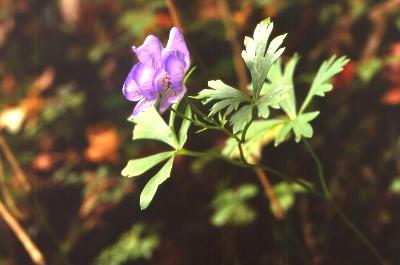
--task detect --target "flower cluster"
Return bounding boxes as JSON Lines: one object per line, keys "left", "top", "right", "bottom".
{"left": 122, "top": 27, "right": 190, "bottom": 117}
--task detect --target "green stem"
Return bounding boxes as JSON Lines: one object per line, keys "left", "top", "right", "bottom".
{"left": 331, "top": 203, "right": 389, "bottom": 265}
{"left": 303, "top": 140, "right": 331, "bottom": 200}
{"left": 177, "top": 148, "right": 322, "bottom": 199}
{"left": 303, "top": 139, "right": 388, "bottom": 265}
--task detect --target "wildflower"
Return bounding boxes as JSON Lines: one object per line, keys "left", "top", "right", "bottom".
{"left": 123, "top": 27, "right": 190, "bottom": 117}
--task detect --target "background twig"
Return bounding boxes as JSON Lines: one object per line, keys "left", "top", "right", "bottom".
{"left": 0, "top": 135, "right": 31, "bottom": 192}
{"left": 217, "top": 0, "right": 249, "bottom": 93}
{"left": 0, "top": 200, "right": 45, "bottom": 265}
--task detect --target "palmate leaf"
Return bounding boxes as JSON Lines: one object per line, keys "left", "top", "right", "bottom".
{"left": 274, "top": 111, "right": 320, "bottom": 145}
{"left": 195, "top": 80, "right": 251, "bottom": 116}
{"left": 241, "top": 18, "right": 286, "bottom": 99}
{"left": 254, "top": 85, "right": 286, "bottom": 119}
{"left": 263, "top": 55, "right": 300, "bottom": 119}
{"left": 230, "top": 104, "right": 253, "bottom": 134}
{"left": 130, "top": 107, "right": 179, "bottom": 149}
{"left": 140, "top": 157, "right": 174, "bottom": 210}
{"left": 299, "top": 55, "right": 349, "bottom": 113}
{"left": 121, "top": 151, "right": 175, "bottom": 178}
{"left": 222, "top": 119, "right": 283, "bottom": 163}
{"left": 178, "top": 105, "right": 192, "bottom": 148}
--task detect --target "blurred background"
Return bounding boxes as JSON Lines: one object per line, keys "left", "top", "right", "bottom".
{"left": 0, "top": 0, "right": 399, "bottom": 264}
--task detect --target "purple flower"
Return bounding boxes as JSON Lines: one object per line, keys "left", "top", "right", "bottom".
{"left": 122, "top": 27, "right": 190, "bottom": 117}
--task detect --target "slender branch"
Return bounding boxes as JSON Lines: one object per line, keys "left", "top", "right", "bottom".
{"left": 0, "top": 200, "right": 45, "bottom": 265}
{"left": 0, "top": 156, "right": 25, "bottom": 219}
{"left": 177, "top": 148, "right": 322, "bottom": 198}
{"left": 303, "top": 140, "right": 331, "bottom": 200}
{"left": 303, "top": 139, "right": 388, "bottom": 265}
{"left": 216, "top": 0, "right": 249, "bottom": 93}
{"left": 165, "top": 0, "right": 185, "bottom": 32}
{"left": 0, "top": 135, "right": 31, "bottom": 192}
{"left": 254, "top": 168, "right": 285, "bottom": 220}
{"left": 331, "top": 203, "right": 389, "bottom": 265}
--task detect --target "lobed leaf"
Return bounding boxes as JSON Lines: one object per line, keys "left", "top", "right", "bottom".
{"left": 121, "top": 151, "right": 175, "bottom": 178}
{"left": 241, "top": 19, "right": 287, "bottom": 99}
{"left": 131, "top": 107, "right": 179, "bottom": 149}
{"left": 274, "top": 111, "right": 320, "bottom": 145}
{"left": 140, "top": 157, "right": 174, "bottom": 210}
{"left": 299, "top": 55, "right": 349, "bottom": 113}
{"left": 195, "top": 80, "right": 250, "bottom": 116}
{"left": 178, "top": 105, "right": 192, "bottom": 148}
{"left": 230, "top": 105, "right": 254, "bottom": 134}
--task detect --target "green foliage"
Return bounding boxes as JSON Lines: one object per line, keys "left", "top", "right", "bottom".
{"left": 275, "top": 111, "right": 320, "bottom": 145}
{"left": 121, "top": 151, "right": 175, "bottom": 178}
{"left": 195, "top": 20, "right": 288, "bottom": 133}
{"left": 178, "top": 105, "right": 192, "bottom": 148}
{"left": 389, "top": 177, "right": 400, "bottom": 193}
{"left": 264, "top": 55, "right": 300, "bottom": 119}
{"left": 230, "top": 104, "right": 254, "bottom": 133}
{"left": 130, "top": 107, "right": 179, "bottom": 149}
{"left": 272, "top": 55, "right": 348, "bottom": 145}
{"left": 118, "top": 10, "right": 154, "bottom": 37}
{"left": 195, "top": 80, "right": 251, "bottom": 116}
{"left": 94, "top": 223, "right": 159, "bottom": 265}
{"left": 299, "top": 55, "right": 349, "bottom": 114}
{"left": 123, "top": 104, "right": 192, "bottom": 209}
{"left": 357, "top": 57, "right": 383, "bottom": 82}
{"left": 211, "top": 184, "right": 258, "bottom": 227}
{"left": 273, "top": 181, "right": 307, "bottom": 212}
{"left": 140, "top": 157, "right": 174, "bottom": 210}
{"left": 241, "top": 18, "right": 286, "bottom": 100}
{"left": 222, "top": 120, "right": 283, "bottom": 162}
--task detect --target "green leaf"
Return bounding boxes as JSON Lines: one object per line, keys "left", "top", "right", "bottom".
{"left": 241, "top": 18, "right": 286, "bottom": 99}
{"left": 222, "top": 119, "right": 283, "bottom": 162}
{"left": 195, "top": 80, "right": 250, "bottom": 116}
{"left": 131, "top": 107, "right": 179, "bottom": 149}
{"left": 211, "top": 184, "right": 258, "bottom": 227}
{"left": 357, "top": 57, "right": 382, "bottom": 82}
{"left": 121, "top": 151, "right": 175, "bottom": 178}
{"left": 274, "top": 121, "right": 292, "bottom": 146}
{"left": 178, "top": 105, "right": 192, "bottom": 148}
{"left": 273, "top": 181, "right": 307, "bottom": 212}
{"left": 300, "top": 55, "right": 349, "bottom": 113}
{"left": 274, "top": 111, "right": 320, "bottom": 145}
{"left": 94, "top": 223, "right": 159, "bottom": 265}
{"left": 140, "top": 157, "right": 174, "bottom": 210}
{"left": 119, "top": 10, "right": 153, "bottom": 37}
{"left": 255, "top": 84, "right": 286, "bottom": 118}
{"left": 389, "top": 177, "right": 400, "bottom": 193}
{"left": 264, "top": 55, "right": 300, "bottom": 119}
{"left": 230, "top": 105, "right": 254, "bottom": 133}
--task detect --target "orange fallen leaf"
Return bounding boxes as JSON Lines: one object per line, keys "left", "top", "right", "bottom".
{"left": 85, "top": 123, "right": 120, "bottom": 163}
{"left": 381, "top": 87, "right": 400, "bottom": 105}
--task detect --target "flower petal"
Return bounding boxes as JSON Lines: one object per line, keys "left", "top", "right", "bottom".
{"left": 162, "top": 27, "right": 190, "bottom": 71}
{"left": 122, "top": 65, "right": 142, "bottom": 101}
{"left": 132, "top": 63, "right": 158, "bottom": 100}
{"left": 132, "top": 98, "right": 157, "bottom": 117}
{"left": 159, "top": 85, "right": 187, "bottom": 113}
{"left": 164, "top": 53, "right": 186, "bottom": 89}
{"left": 132, "top": 35, "right": 163, "bottom": 68}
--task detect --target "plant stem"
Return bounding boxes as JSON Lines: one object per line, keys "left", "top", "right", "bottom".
{"left": 177, "top": 148, "right": 322, "bottom": 199}
{"left": 0, "top": 135, "right": 31, "bottom": 192}
{"left": 0, "top": 200, "right": 45, "bottom": 265}
{"left": 254, "top": 168, "right": 285, "bottom": 220}
{"left": 303, "top": 140, "right": 331, "bottom": 200}
{"left": 303, "top": 139, "right": 388, "bottom": 265}
{"left": 331, "top": 203, "right": 389, "bottom": 265}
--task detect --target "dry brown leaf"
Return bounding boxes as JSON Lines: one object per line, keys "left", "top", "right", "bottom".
{"left": 0, "top": 73, "right": 17, "bottom": 94}
{"left": 84, "top": 123, "right": 120, "bottom": 163}
{"left": 381, "top": 87, "right": 400, "bottom": 105}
